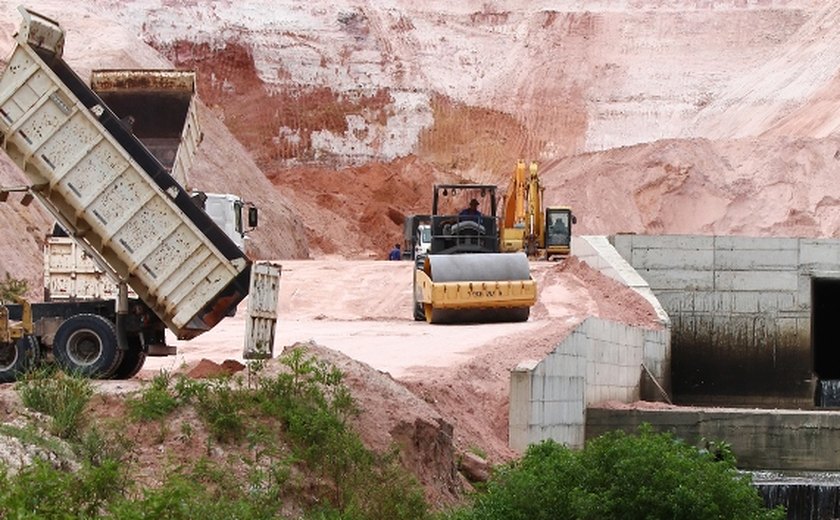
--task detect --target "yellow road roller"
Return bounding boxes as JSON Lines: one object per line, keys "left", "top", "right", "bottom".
{"left": 412, "top": 184, "right": 537, "bottom": 323}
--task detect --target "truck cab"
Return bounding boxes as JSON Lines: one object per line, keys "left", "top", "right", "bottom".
{"left": 414, "top": 224, "right": 431, "bottom": 259}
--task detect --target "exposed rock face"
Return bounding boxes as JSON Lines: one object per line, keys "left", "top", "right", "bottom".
{"left": 3, "top": 2, "right": 840, "bottom": 266}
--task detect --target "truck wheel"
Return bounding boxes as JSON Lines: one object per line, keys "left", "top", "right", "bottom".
{"left": 53, "top": 314, "right": 123, "bottom": 379}
{"left": 111, "top": 334, "right": 147, "bottom": 380}
{"left": 0, "top": 336, "right": 40, "bottom": 383}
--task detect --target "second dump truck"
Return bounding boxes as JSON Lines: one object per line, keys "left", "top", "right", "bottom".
{"left": 0, "top": 7, "right": 279, "bottom": 382}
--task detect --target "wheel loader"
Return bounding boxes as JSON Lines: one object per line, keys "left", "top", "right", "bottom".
{"left": 412, "top": 184, "right": 537, "bottom": 323}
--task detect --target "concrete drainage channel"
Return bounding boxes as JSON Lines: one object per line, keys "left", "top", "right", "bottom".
{"left": 508, "top": 234, "right": 840, "bottom": 518}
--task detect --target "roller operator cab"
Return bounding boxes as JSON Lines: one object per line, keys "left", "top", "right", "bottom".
{"left": 412, "top": 184, "right": 537, "bottom": 324}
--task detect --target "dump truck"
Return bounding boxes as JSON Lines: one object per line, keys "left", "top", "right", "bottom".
{"left": 402, "top": 214, "right": 431, "bottom": 260}
{"left": 43, "top": 68, "right": 257, "bottom": 302}
{"left": 500, "top": 160, "right": 576, "bottom": 260}
{"left": 412, "top": 183, "right": 536, "bottom": 323}
{"left": 88, "top": 68, "right": 258, "bottom": 253}
{"left": 0, "top": 7, "right": 280, "bottom": 382}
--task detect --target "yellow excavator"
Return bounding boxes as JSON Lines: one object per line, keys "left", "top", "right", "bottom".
{"left": 412, "top": 183, "right": 537, "bottom": 323}
{"left": 500, "top": 160, "right": 576, "bottom": 260}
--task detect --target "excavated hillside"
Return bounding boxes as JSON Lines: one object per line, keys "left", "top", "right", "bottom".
{"left": 2, "top": 2, "right": 840, "bottom": 267}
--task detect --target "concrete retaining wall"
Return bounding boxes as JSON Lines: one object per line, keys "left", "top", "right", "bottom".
{"left": 509, "top": 236, "right": 670, "bottom": 452}
{"left": 586, "top": 407, "right": 840, "bottom": 471}
{"left": 610, "top": 234, "right": 840, "bottom": 407}
{"left": 573, "top": 235, "right": 672, "bottom": 393}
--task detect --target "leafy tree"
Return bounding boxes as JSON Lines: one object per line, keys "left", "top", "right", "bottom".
{"left": 443, "top": 425, "right": 784, "bottom": 520}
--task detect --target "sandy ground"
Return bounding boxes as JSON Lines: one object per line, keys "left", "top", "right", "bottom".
{"left": 142, "top": 257, "right": 657, "bottom": 378}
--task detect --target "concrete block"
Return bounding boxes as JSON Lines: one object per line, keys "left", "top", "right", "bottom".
{"left": 587, "top": 385, "right": 603, "bottom": 405}
{"left": 759, "top": 292, "right": 796, "bottom": 312}
{"left": 657, "top": 292, "right": 694, "bottom": 312}
{"left": 716, "top": 248, "right": 798, "bottom": 270}
{"left": 799, "top": 239, "right": 840, "bottom": 265}
{"left": 715, "top": 270, "right": 799, "bottom": 292}
{"left": 544, "top": 401, "right": 570, "bottom": 424}
{"left": 628, "top": 235, "right": 715, "bottom": 251}
{"left": 530, "top": 372, "right": 544, "bottom": 401}
{"left": 715, "top": 236, "right": 798, "bottom": 251}
{"left": 644, "top": 269, "right": 714, "bottom": 291}
{"left": 570, "top": 378, "right": 584, "bottom": 401}
{"left": 633, "top": 248, "right": 714, "bottom": 270}
{"left": 610, "top": 234, "right": 633, "bottom": 262}
{"left": 530, "top": 399, "right": 544, "bottom": 425}
{"left": 543, "top": 352, "right": 562, "bottom": 376}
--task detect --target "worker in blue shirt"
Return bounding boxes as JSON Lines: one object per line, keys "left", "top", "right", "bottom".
{"left": 459, "top": 198, "right": 482, "bottom": 222}
{"left": 388, "top": 243, "right": 402, "bottom": 260}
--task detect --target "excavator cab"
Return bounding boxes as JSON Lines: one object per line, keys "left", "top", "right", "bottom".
{"left": 412, "top": 184, "right": 537, "bottom": 324}
{"left": 544, "top": 206, "right": 576, "bottom": 260}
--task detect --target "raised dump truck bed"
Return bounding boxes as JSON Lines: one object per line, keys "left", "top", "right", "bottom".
{"left": 0, "top": 7, "right": 250, "bottom": 340}
{"left": 89, "top": 68, "right": 201, "bottom": 189}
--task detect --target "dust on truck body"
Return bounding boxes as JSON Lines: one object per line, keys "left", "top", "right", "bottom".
{"left": 0, "top": 7, "right": 279, "bottom": 381}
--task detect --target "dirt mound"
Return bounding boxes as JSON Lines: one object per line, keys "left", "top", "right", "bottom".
{"left": 298, "top": 342, "right": 463, "bottom": 507}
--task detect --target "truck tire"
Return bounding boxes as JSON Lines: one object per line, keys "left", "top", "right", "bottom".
{"left": 0, "top": 336, "right": 40, "bottom": 383}
{"left": 111, "top": 334, "right": 147, "bottom": 380}
{"left": 53, "top": 314, "right": 123, "bottom": 379}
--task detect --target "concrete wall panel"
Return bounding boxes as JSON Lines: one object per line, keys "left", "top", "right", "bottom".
{"left": 715, "top": 249, "right": 799, "bottom": 270}
{"left": 613, "top": 234, "right": 836, "bottom": 406}
{"left": 715, "top": 270, "right": 799, "bottom": 292}
{"left": 632, "top": 248, "right": 714, "bottom": 270}
{"left": 586, "top": 407, "right": 840, "bottom": 471}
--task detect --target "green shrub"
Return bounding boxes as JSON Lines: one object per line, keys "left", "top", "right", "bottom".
{"left": 444, "top": 425, "right": 785, "bottom": 520}
{"left": 0, "top": 273, "right": 28, "bottom": 303}
{"left": 106, "top": 472, "right": 275, "bottom": 519}
{"left": 194, "top": 376, "right": 245, "bottom": 443}
{"left": 256, "top": 346, "right": 429, "bottom": 519}
{"left": 75, "top": 423, "right": 132, "bottom": 468}
{"left": 0, "top": 458, "right": 122, "bottom": 518}
{"left": 126, "top": 371, "right": 179, "bottom": 422}
{"left": 16, "top": 368, "right": 93, "bottom": 439}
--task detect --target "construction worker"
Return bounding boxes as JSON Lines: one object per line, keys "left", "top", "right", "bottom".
{"left": 388, "top": 243, "right": 402, "bottom": 260}
{"left": 459, "top": 198, "right": 482, "bottom": 222}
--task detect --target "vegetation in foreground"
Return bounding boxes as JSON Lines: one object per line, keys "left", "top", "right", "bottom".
{"left": 0, "top": 348, "right": 783, "bottom": 519}
{"left": 2, "top": 348, "right": 428, "bottom": 519}
{"left": 439, "top": 425, "right": 785, "bottom": 520}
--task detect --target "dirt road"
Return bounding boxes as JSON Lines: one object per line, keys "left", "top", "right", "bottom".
{"left": 143, "top": 257, "right": 658, "bottom": 378}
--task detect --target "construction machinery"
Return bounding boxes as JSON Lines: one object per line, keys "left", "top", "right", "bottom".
{"left": 43, "top": 68, "right": 258, "bottom": 302}
{"left": 412, "top": 184, "right": 537, "bottom": 323}
{"left": 500, "top": 160, "right": 576, "bottom": 260}
{"left": 0, "top": 7, "right": 280, "bottom": 382}
{"left": 402, "top": 214, "right": 431, "bottom": 260}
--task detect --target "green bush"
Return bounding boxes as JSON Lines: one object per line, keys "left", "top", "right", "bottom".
{"left": 0, "top": 458, "right": 122, "bottom": 518}
{"left": 445, "top": 425, "right": 785, "bottom": 520}
{"left": 2, "top": 346, "right": 430, "bottom": 519}
{"left": 126, "top": 371, "right": 179, "bottom": 422}
{"left": 0, "top": 273, "right": 28, "bottom": 303}
{"left": 106, "top": 472, "right": 275, "bottom": 519}
{"left": 16, "top": 368, "right": 93, "bottom": 439}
